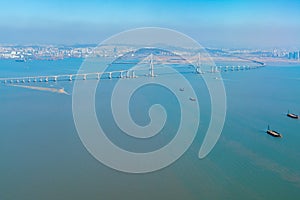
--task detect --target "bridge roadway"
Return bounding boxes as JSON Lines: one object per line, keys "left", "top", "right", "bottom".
{"left": 0, "top": 64, "right": 265, "bottom": 84}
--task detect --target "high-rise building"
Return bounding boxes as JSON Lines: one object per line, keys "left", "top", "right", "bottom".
{"left": 288, "top": 51, "right": 300, "bottom": 60}
{"left": 288, "top": 52, "right": 294, "bottom": 59}
{"left": 296, "top": 51, "right": 300, "bottom": 61}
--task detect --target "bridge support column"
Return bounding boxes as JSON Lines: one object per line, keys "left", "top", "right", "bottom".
{"left": 196, "top": 66, "right": 203, "bottom": 74}
{"left": 213, "top": 66, "right": 218, "bottom": 73}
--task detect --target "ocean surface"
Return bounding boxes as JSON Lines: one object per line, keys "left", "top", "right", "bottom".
{"left": 0, "top": 58, "right": 300, "bottom": 200}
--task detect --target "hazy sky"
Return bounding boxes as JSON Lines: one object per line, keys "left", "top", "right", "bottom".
{"left": 0, "top": 0, "right": 299, "bottom": 48}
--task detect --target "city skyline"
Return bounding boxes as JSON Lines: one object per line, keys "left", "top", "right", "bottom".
{"left": 0, "top": 0, "right": 300, "bottom": 48}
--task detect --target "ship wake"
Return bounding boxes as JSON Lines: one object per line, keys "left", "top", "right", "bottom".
{"left": 8, "top": 84, "right": 70, "bottom": 95}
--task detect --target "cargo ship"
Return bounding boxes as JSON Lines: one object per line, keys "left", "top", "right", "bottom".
{"left": 266, "top": 125, "right": 282, "bottom": 138}
{"left": 287, "top": 110, "right": 299, "bottom": 119}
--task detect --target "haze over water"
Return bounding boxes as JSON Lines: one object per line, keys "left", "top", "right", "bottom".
{"left": 0, "top": 59, "right": 300, "bottom": 200}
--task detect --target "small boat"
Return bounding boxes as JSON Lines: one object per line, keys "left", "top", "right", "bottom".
{"left": 287, "top": 110, "right": 299, "bottom": 119}
{"left": 179, "top": 88, "right": 184, "bottom": 91}
{"left": 15, "top": 58, "right": 26, "bottom": 62}
{"left": 189, "top": 97, "right": 196, "bottom": 101}
{"left": 266, "top": 125, "right": 282, "bottom": 138}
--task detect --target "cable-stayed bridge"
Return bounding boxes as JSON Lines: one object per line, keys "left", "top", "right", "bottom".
{"left": 0, "top": 53, "right": 265, "bottom": 84}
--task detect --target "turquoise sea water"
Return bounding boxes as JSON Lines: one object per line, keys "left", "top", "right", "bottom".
{"left": 0, "top": 59, "right": 300, "bottom": 200}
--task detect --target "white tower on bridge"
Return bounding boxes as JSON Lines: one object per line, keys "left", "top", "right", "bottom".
{"left": 149, "top": 53, "right": 154, "bottom": 77}
{"left": 196, "top": 52, "right": 203, "bottom": 74}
